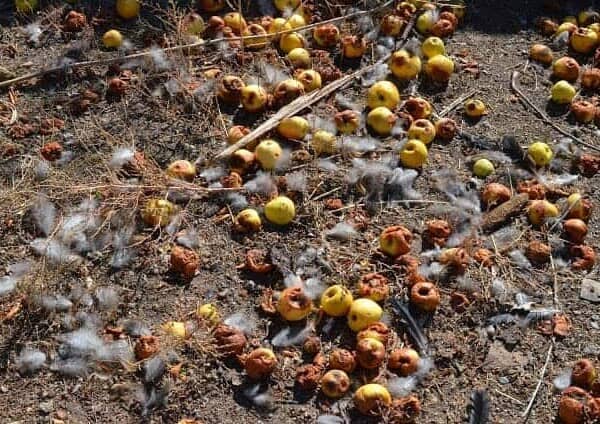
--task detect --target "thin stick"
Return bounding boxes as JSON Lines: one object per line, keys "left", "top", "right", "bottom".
{"left": 310, "top": 187, "right": 341, "bottom": 202}
{"left": 214, "top": 16, "right": 416, "bottom": 161}
{"left": 0, "top": 2, "right": 393, "bottom": 90}
{"left": 510, "top": 71, "right": 600, "bottom": 153}
{"left": 521, "top": 342, "right": 554, "bottom": 422}
{"left": 437, "top": 88, "right": 478, "bottom": 117}
{"left": 494, "top": 389, "right": 525, "bottom": 406}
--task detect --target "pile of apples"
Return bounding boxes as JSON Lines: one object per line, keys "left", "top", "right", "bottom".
{"left": 530, "top": 10, "right": 600, "bottom": 123}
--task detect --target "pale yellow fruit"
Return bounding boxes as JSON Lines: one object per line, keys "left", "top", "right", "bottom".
{"left": 367, "top": 81, "right": 400, "bottom": 110}
{"left": 399, "top": 139, "right": 428, "bottom": 168}
{"left": 354, "top": 384, "right": 392, "bottom": 415}
{"left": 162, "top": 321, "right": 187, "bottom": 338}
{"left": 407, "top": 119, "right": 436, "bottom": 144}
{"left": 311, "top": 130, "right": 337, "bottom": 155}
{"left": 287, "top": 48, "right": 311, "bottom": 68}
{"left": 278, "top": 116, "right": 310, "bottom": 140}
{"left": 296, "top": 69, "right": 322, "bottom": 92}
{"left": 320, "top": 285, "right": 353, "bottom": 317}
{"left": 255, "top": 139, "right": 283, "bottom": 170}
{"left": 241, "top": 84, "right": 268, "bottom": 112}
{"left": 102, "top": 30, "right": 123, "bottom": 48}
{"left": 273, "top": 0, "right": 301, "bottom": 12}
{"left": 287, "top": 14, "right": 306, "bottom": 29}
{"left": 389, "top": 49, "right": 422, "bottom": 80}
{"left": 197, "top": 304, "right": 220, "bottom": 325}
{"left": 116, "top": 0, "right": 140, "bottom": 19}
{"left": 15, "top": 0, "right": 38, "bottom": 13}
{"left": 347, "top": 298, "right": 383, "bottom": 332}
{"left": 141, "top": 199, "right": 176, "bottom": 227}
{"left": 268, "top": 17, "right": 293, "bottom": 35}
{"left": 421, "top": 36, "right": 445, "bottom": 58}
{"left": 280, "top": 32, "right": 306, "bottom": 53}
{"left": 367, "top": 106, "right": 397, "bottom": 136}
{"left": 264, "top": 196, "right": 296, "bottom": 226}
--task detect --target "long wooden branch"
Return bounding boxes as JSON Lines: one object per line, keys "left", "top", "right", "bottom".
{"left": 510, "top": 71, "right": 600, "bottom": 153}
{"left": 213, "top": 16, "right": 416, "bottom": 161}
{"left": 0, "top": 1, "right": 393, "bottom": 90}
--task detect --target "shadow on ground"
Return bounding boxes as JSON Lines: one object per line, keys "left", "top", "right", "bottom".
{"left": 466, "top": 0, "right": 600, "bottom": 33}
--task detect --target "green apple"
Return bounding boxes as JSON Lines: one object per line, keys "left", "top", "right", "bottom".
{"left": 473, "top": 158, "right": 495, "bottom": 177}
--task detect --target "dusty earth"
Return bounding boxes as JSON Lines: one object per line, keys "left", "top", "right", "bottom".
{"left": 1, "top": 0, "right": 600, "bottom": 423}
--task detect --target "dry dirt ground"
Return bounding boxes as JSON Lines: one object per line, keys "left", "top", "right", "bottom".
{"left": 1, "top": 0, "right": 600, "bottom": 423}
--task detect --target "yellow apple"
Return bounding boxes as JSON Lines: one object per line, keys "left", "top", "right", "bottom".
{"left": 341, "top": 35, "right": 367, "bottom": 59}
{"left": 268, "top": 17, "right": 292, "bottom": 34}
{"left": 571, "top": 27, "right": 598, "bottom": 54}
{"left": 379, "top": 225, "right": 412, "bottom": 257}
{"left": 264, "top": 196, "right": 296, "bottom": 225}
{"left": 102, "top": 30, "right": 123, "bottom": 48}
{"left": 472, "top": 158, "right": 495, "bottom": 177}
{"left": 347, "top": 298, "right": 383, "bottom": 332}
{"left": 255, "top": 139, "right": 282, "bottom": 170}
{"left": 399, "top": 139, "right": 428, "bottom": 168}
{"left": 116, "top": 0, "right": 140, "bottom": 19}
{"left": 389, "top": 49, "right": 422, "bottom": 80}
{"left": 287, "top": 14, "right": 306, "bottom": 29}
{"left": 407, "top": 119, "right": 436, "bottom": 144}
{"left": 320, "top": 285, "right": 353, "bottom": 317}
{"left": 424, "top": 55, "right": 454, "bottom": 83}
{"left": 287, "top": 47, "right": 311, "bottom": 68}
{"left": 197, "top": 303, "right": 220, "bottom": 325}
{"left": 550, "top": 80, "right": 576, "bottom": 104}
{"left": 311, "top": 130, "right": 337, "bottom": 155}
{"left": 421, "top": 36, "right": 445, "bottom": 58}
{"left": 528, "top": 199, "right": 559, "bottom": 226}
{"left": 367, "top": 106, "right": 397, "bottom": 136}
{"left": 234, "top": 209, "right": 262, "bottom": 232}
{"left": 166, "top": 159, "right": 196, "bottom": 181}
{"left": 321, "top": 370, "right": 351, "bottom": 399}
{"left": 141, "top": 199, "right": 176, "bottom": 227}
{"left": 367, "top": 81, "right": 400, "bottom": 110}
{"left": 278, "top": 286, "right": 312, "bottom": 320}
{"left": 354, "top": 384, "right": 392, "bottom": 416}
{"left": 181, "top": 13, "right": 205, "bottom": 36}
{"left": 15, "top": 0, "right": 38, "bottom": 13}
{"left": 334, "top": 110, "right": 361, "bottom": 134}
{"left": 416, "top": 10, "right": 436, "bottom": 34}
{"left": 464, "top": 99, "right": 487, "bottom": 118}
{"left": 279, "top": 32, "right": 306, "bottom": 53}
{"left": 223, "top": 12, "right": 247, "bottom": 34}
{"left": 528, "top": 141, "right": 553, "bottom": 166}
{"left": 278, "top": 116, "right": 310, "bottom": 140}
{"left": 243, "top": 24, "right": 268, "bottom": 49}
{"left": 162, "top": 321, "right": 187, "bottom": 338}
{"left": 273, "top": 0, "right": 301, "bottom": 12}
{"left": 241, "top": 84, "right": 268, "bottom": 112}
{"left": 295, "top": 69, "right": 322, "bottom": 92}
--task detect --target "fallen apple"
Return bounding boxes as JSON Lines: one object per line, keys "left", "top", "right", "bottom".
{"left": 347, "top": 298, "right": 383, "bottom": 332}
{"left": 264, "top": 196, "right": 296, "bottom": 225}
{"left": 320, "top": 284, "right": 353, "bottom": 317}
{"left": 399, "top": 139, "right": 428, "bottom": 168}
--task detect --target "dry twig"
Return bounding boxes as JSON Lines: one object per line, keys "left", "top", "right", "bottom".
{"left": 521, "top": 341, "right": 554, "bottom": 422}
